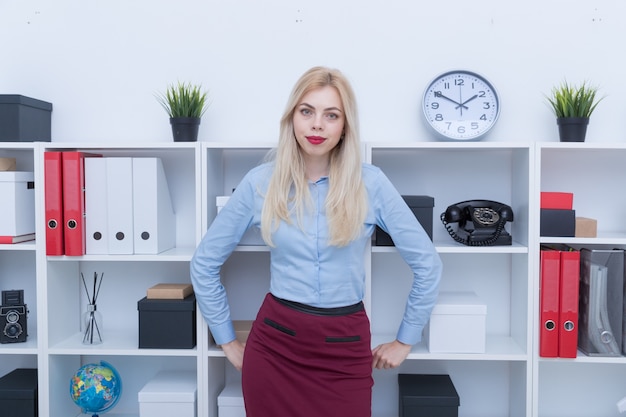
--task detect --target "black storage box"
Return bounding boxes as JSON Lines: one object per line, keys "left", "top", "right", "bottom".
{"left": 0, "top": 368, "right": 38, "bottom": 417}
{"left": 399, "top": 373, "right": 459, "bottom": 417}
{"left": 0, "top": 95, "right": 52, "bottom": 142}
{"left": 540, "top": 208, "right": 575, "bottom": 237}
{"left": 376, "top": 195, "right": 435, "bottom": 245}
{"left": 138, "top": 294, "right": 197, "bottom": 349}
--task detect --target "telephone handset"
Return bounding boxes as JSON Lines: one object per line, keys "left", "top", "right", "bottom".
{"left": 441, "top": 200, "right": 514, "bottom": 246}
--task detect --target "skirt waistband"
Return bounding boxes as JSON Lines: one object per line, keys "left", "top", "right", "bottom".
{"left": 271, "top": 294, "right": 364, "bottom": 316}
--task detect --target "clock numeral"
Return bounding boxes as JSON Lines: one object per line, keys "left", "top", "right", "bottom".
{"left": 483, "top": 102, "right": 491, "bottom": 110}
{"left": 480, "top": 114, "right": 487, "bottom": 121}
{"left": 434, "top": 90, "right": 443, "bottom": 97}
{"left": 478, "top": 90, "right": 486, "bottom": 98}
{"left": 431, "top": 102, "right": 439, "bottom": 109}
{"left": 454, "top": 79, "right": 464, "bottom": 86}
{"left": 471, "top": 122, "right": 479, "bottom": 130}
{"left": 435, "top": 114, "right": 444, "bottom": 121}
{"left": 457, "top": 125, "right": 466, "bottom": 134}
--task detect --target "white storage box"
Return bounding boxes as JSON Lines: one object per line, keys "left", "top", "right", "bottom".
{"left": 138, "top": 370, "right": 197, "bottom": 417}
{"left": 0, "top": 171, "right": 35, "bottom": 237}
{"left": 218, "top": 381, "right": 245, "bottom": 417}
{"left": 426, "top": 291, "right": 487, "bottom": 353}
{"left": 216, "top": 196, "right": 264, "bottom": 245}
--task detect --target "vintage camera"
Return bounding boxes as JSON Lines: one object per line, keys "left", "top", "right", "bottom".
{"left": 0, "top": 290, "right": 28, "bottom": 343}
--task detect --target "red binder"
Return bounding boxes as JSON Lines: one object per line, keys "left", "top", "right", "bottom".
{"left": 62, "top": 152, "right": 101, "bottom": 256}
{"left": 559, "top": 250, "right": 580, "bottom": 358}
{"left": 44, "top": 151, "right": 64, "bottom": 255}
{"left": 540, "top": 249, "right": 560, "bottom": 357}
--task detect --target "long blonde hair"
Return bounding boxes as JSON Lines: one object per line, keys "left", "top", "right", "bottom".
{"left": 261, "top": 66, "right": 367, "bottom": 247}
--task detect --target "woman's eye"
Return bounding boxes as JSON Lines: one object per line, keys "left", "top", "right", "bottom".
{"left": 326, "top": 113, "right": 339, "bottom": 120}
{"left": 300, "top": 108, "right": 312, "bottom": 116}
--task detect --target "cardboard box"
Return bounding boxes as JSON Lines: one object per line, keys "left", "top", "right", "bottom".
{"left": 218, "top": 381, "right": 245, "bottom": 417}
{"left": 210, "top": 320, "right": 254, "bottom": 346}
{"left": 576, "top": 217, "right": 597, "bottom": 238}
{"left": 540, "top": 192, "right": 574, "bottom": 210}
{"left": 147, "top": 283, "right": 194, "bottom": 300}
{"left": 398, "top": 374, "right": 459, "bottom": 417}
{"left": 138, "top": 294, "right": 196, "bottom": 349}
{"left": 0, "top": 368, "right": 38, "bottom": 417}
{"left": 540, "top": 209, "right": 575, "bottom": 237}
{"left": 0, "top": 157, "right": 16, "bottom": 171}
{"left": 216, "top": 196, "right": 264, "bottom": 245}
{"left": 0, "top": 95, "right": 52, "bottom": 142}
{"left": 426, "top": 291, "right": 486, "bottom": 353}
{"left": 375, "top": 195, "right": 435, "bottom": 245}
{"left": 138, "top": 370, "right": 197, "bottom": 417}
{"left": 0, "top": 172, "right": 35, "bottom": 237}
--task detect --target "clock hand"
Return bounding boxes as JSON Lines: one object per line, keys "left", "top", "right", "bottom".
{"left": 434, "top": 92, "right": 468, "bottom": 109}
{"left": 456, "top": 94, "right": 478, "bottom": 109}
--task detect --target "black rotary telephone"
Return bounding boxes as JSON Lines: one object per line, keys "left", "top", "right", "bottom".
{"left": 440, "top": 200, "right": 514, "bottom": 246}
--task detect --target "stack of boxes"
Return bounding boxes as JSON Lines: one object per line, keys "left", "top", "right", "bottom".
{"left": 540, "top": 191, "right": 597, "bottom": 237}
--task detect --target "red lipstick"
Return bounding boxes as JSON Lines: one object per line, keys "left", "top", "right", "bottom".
{"left": 306, "top": 136, "right": 325, "bottom": 145}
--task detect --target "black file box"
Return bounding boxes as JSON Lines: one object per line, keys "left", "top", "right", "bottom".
{"left": 399, "top": 373, "right": 459, "bottom": 417}
{"left": 578, "top": 248, "right": 624, "bottom": 356}
{"left": 0, "top": 95, "right": 52, "bottom": 142}
{"left": 0, "top": 368, "right": 38, "bottom": 417}
{"left": 138, "top": 294, "right": 197, "bottom": 349}
{"left": 376, "top": 195, "right": 435, "bottom": 245}
{"left": 540, "top": 209, "right": 575, "bottom": 237}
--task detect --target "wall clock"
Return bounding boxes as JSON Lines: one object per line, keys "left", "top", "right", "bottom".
{"left": 422, "top": 70, "right": 500, "bottom": 141}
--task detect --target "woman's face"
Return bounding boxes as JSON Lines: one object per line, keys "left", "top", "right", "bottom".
{"left": 292, "top": 86, "right": 345, "bottom": 163}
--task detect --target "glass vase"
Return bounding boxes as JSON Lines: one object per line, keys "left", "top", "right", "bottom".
{"left": 82, "top": 303, "right": 103, "bottom": 345}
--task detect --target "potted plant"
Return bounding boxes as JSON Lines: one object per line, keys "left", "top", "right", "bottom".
{"left": 546, "top": 80, "right": 603, "bottom": 142}
{"left": 157, "top": 82, "right": 209, "bottom": 142}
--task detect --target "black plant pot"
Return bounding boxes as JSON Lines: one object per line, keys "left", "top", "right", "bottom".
{"left": 170, "top": 117, "right": 200, "bottom": 142}
{"left": 557, "top": 117, "right": 589, "bottom": 142}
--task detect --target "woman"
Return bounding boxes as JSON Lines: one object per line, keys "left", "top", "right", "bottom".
{"left": 190, "top": 66, "right": 442, "bottom": 416}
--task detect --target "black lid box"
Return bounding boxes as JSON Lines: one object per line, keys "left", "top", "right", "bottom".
{"left": 540, "top": 209, "right": 575, "bottom": 237}
{"left": 399, "top": 373, "right": 459, "bottom": 417}
{"left": 138, "top": 294, "right": 196, "bottom": 349}
{"left": 0, "top": 368, "right": 38, "bottom": 417}
{"left": 0, "top": 95, "right": 52, "bottom": 142}
{"left": 376, "top": 195, "right": 435, "bottom": 245}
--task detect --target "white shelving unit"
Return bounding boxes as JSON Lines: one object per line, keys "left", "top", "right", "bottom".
{"left": 1, "top": 140, "right": 623, "bottom": 416}
{"left": 534, "top": 143, "right": 626, "bottom": 417}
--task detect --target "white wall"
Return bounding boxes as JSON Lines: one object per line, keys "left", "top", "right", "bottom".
{"left": 0, "top": 0, "right": 623, "bottom": 144}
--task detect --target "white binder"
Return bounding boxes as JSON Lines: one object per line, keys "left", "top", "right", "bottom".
{"left": 132, "top": 157, "right": 176, "bottom": 254}
{"left": 106, "top": 157, "right": 134, "bottom": 254}
{"left": 84, "top": 158, "right": 108, "bottom": 254}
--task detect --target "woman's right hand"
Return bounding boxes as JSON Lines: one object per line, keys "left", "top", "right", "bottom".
{"left": 221, "top": 339, "right": 245, "bottom": 371}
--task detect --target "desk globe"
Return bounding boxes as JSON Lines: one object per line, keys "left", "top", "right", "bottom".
{"left": 70, "top": 361, "right": 122, "bottom": 416}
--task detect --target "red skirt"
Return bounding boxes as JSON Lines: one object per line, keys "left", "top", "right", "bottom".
{"left": 242, "top": 293, "right": 373, "bottom": 417}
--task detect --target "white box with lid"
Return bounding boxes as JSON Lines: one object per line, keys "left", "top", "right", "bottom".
{"left": 218, "top": 381, "right": 245, "bottom": 417}
{"left": 216, "top": 196, "right": 264, "bottom": 245}
{"left": 426, "top": 291, "right": 487, "bottom": 353}
{"left": 138, "top": 370, "right": 197, "bottom": 417}
{"left": 0, "top": 171, "right": 35, "bottom": 237}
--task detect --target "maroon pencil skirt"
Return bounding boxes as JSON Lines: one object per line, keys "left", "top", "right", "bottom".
{"left": 242, "top": 293, "right": 373, "bottom": 417}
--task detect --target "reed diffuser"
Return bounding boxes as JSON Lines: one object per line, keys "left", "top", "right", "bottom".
{"left": 81, "top": 272, "right": 104, "bottom": 345}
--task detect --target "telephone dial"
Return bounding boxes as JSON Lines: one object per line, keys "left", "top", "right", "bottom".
{"left": 441, "top": 200, "right": 514, "bottom": 246}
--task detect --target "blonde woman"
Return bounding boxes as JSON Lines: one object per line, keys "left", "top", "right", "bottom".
{"left": 191, "top": 66, "right": 442, "bottom": 416}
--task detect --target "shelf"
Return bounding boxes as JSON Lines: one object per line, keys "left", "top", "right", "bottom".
{"left": 45, "top": 246, "right": 196, "bottom": 262}
{"left": 372, "top": 241, "right": 529, "bottom": 254}
{"left": 48, "top": 330, "right": 197, "bottom": 356}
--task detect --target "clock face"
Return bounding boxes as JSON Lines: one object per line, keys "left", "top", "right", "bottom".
{"left": 422, "top": 70, "right": 500, "bottom": 141}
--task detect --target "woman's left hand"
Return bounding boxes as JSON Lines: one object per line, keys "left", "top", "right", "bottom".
{"left": 371, "top": 340, "right": 411, "bottom": 369}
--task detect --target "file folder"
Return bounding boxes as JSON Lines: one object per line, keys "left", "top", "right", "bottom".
{"left": 84, "top": 157, "right": 108, "bottom": 254}
{"left": 539, "top": 249, "right": 560, "bottom": 357}
{"left": 132, "top": 157, "right": 176, "bottom": 254}
{"left": 44, "top": 151, "right": 64, "bottom": 255}
{"left": 559, "top": 250, "right": 580, "bottom": 358}
{"left": 578, "top": 248, "right": 623, "bottom": 356}
{"left": 106, "top": 157, "right": 134, "bottom": 254}
{"left": 62, "top": 151, "right": 101, "bottom": 256}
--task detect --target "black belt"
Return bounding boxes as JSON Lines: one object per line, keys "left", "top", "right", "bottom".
{"left": 271, "top": 294, "right": 364, "bottom": 316}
